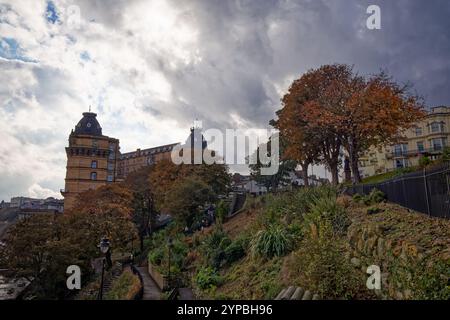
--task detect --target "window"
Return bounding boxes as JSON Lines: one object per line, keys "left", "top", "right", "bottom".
{"left": 430, "top": 122, "right": 443, "bottom": 133}
{"left": 107, "top": 175, "right": 113, "bottom": 182}
{"left": 417, "top": 141, "right": 424, "bottom": 152}
{"left": 91, "top": 160, "right": 97, "bottom": 169}
{"left": 92, "top": 139, "right": 98, "bottom": 147}
{"left": 395, "top": 159, "right": 408, "bottom": 169}
{"left": 415, "top": 127, "right": 422, "bottom": 136}
{"left": 90, "top": 172, "right": 97, "bottom": 180}
{"left": 394, "top": 144, "right": 408, "bottom": 157}
{"left": 431, "top": 138, "right": 444, "bottom": 151}
{"left": 107, "top": 163, "right": 114, "bottom": 170}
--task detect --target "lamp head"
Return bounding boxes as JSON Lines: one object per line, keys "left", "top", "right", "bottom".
{"left": 99, "top": 238, "right": 110, "bottom": 254}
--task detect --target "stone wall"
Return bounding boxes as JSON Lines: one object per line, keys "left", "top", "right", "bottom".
{"left": 345, "top": 200, "right": 450, "bottom": 300}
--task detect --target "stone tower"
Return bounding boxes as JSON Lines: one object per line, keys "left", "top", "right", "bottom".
{"left": 61, "top": 112, "right": 120, "bottom": 211}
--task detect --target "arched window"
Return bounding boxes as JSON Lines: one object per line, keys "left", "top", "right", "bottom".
{"left": 91, "top": 160, "right": 97, "bottom": 169}
{"left": 90, "top": 172, "right": 97, "bottom": 180}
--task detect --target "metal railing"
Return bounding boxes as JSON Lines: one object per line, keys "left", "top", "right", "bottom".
{"left": 388, "top": 147, "right": 444, "bottom": 158}
{"left": 347, "top": 162, "right": 450, "bottom": 219}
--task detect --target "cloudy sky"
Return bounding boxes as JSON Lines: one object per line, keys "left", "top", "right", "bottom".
{"left": 0, "top": 0, "right": 449, "bottom": 201}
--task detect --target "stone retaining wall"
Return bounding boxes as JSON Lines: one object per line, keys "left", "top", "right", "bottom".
{"left": 148, "top": 262, "right": 167, "bottom": 291}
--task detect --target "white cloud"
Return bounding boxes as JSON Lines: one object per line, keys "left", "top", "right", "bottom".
{"left": 0, "top": 0, "right": 449, "bottom": 201}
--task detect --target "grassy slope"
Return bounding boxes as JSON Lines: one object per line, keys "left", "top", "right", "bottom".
{"left": 192, "top": 193, "right": 450, "bottom": 300}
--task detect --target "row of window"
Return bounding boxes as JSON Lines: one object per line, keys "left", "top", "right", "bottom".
{"left": 120, "top": 146, "right": 174, "bottom": 160}
{"left": 89, "top": 172, "right": 114, "bottom": 182}
{"left": 69, "top": 147, "right": 115, "bottom": 160}
{"left": 393, "top": 138, "right": 446, "bottom": 156}
{"left": 90, "top": 160, "right": 115, "bottom": 170}
{"left": 414, "top": 122, "right": 445, "bottom": 136}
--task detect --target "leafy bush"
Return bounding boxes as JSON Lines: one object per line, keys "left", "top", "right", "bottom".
{"left": 148, "top": 235, "right": 188, "bottom": 277}
{"left": 305, "top": 195, "right": 350, "bottom": 236}
{"left": 353, "top": 189, "right": 386, "bottom": 206}
{"left": 287, "top": 221, "right": 364, "bottom": 299}
{"left": 216, "top": 200, "right": 229, "bottom": 223}
{"left": 442, "top": 147, "right": 450, "bottom": 162}
{"left": 250, "top": 224, "right": 293, "bottom": 258}
{"left": 148, "top": 247, "right": 164, "bottom": 265}
{"left": 195, "top": 267, "right": 222, "bottom": 290}
{"left": 352, "top": 193, "right": 363, "bottom": 202}
{"left": 364, "top": 189, "right": 385, "bottom": 205}
{"left": 105, "top": 269, "right": 141, "bottom": 300}
{"left": 388, "top": 255, "right": 450, "bottom": 300}
{"left": 202, "top": 226, "right": 232, "bottom": 268}
{"left": 260, "top": 186, "right": 338, "bottom": 226}
{"left": 419, "top": 156, "right": 432, "bottom": 168}
{"left": 224, "top": 237, "right": 247, "bottom": 264}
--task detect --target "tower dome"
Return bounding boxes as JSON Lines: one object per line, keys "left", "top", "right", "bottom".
{"left": 73, "top": 112, "right": 103, "bottom": 136}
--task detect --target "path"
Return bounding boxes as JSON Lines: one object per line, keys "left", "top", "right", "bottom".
{"left": 136, "top": 265, "right": 161, "bottom": 300}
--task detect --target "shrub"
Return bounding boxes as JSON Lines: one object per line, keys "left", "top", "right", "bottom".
{"left": 442, "top": 147, "right": 450, "bottom": 162}
{"left": 195, "top": 267, "right": 222, "bottom": 290}
{"left": 353, "top": 189, "right": 385, "bottom": 206}
{"left": 148, "top": 247, "right": 164, "bottom": 265}
{"left": 224, "top": 237, "right": 247, "bottom": 264}
{"left": 250, "top": 224, "right": 293, "bottom": 258}
{"left": 419, "top": 156, "right": 432, "bottom": 168}
{"left": 202, "top": 226, "right": 232, "bottom": 268}
{"left": 148, "top": 236, "right": 188, "bottom": 277}
{"left": 287, "top": 221, "right": 364, "bottom": 299}
{"left": 216, "top": 200, "right": 229, "bottom": 223}
{"left": 364, "top": 189, "right": 385, "bottom": 205}
{"left": 352, "top": 193, "right": 363, "bottom": 203}
{"left": 388, "top": 255, "right": 450, "bottom": 300}
{"left": 105, "top": 269, "right": 141, "bottom": 300}
{"left": 305, "top": 195, "right": 350, "bottom": 236}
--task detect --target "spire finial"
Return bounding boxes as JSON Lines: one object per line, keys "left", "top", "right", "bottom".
{"left": 89, "top": 105, "right": 91, "bottom": 112}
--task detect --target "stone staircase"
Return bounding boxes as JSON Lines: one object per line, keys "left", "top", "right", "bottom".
{"left": 275, "top": 286, "right": 320, "bottom": 300}
{"left": 100, "top": 262, "right": 123, "bottom": 298}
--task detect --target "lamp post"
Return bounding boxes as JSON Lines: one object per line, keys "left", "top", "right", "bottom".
{"left": 98, "top": 237, "right": 110, "bottom": 300}
{"left": 167, "top": 238, "right": 173, "bottom": 290}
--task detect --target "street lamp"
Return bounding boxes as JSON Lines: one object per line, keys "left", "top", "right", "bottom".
{"left": 98, "top": 237, "right": 110, "bottom": 300}
{"left": 167, "top": 238, "right": 173, "bottom": 290}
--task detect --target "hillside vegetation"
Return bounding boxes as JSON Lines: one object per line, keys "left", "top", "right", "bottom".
{"left": 161, "top": 187, "right": 450, "bottom": 300}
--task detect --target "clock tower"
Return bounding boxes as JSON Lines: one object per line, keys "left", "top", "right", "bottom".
{"left": 61, "top": 112, "right": 120, "bottom": 211}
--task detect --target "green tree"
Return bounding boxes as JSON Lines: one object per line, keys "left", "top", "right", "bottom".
{"left": 164, "top": 177, "right": 216, "bottom": 227}
{"left": 249, "top": 137, "right": 296, "bottom": 191}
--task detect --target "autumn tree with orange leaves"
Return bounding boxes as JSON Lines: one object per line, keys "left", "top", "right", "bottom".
{"left": 148, "top": 159, "right": 230, "bottom": 224}
{"left": 275, "top": 64, "right": 425, "bottom": 184}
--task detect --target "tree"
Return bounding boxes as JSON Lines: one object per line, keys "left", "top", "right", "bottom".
{"left": 149, "top": 159, "right": 230, "bottom": 213}
{"left": 124, "top": 167, "right": 158, "bottom": 252}
{"left": 249, "top": 137, "right": 296, "bottom": 191}
{"left": 275, "top": 65, "right": 350, "bottom": 185}
{"left": 67, "top": 183, "right": 134, "bottom": 217}
{"left": 164, "top": 177, "right": 215, "bottom": 227}
{"left": 341, "top": 72, "right": 425, "bottom": 182}
{"left": 63, "top": 184, "right": 138, "bottom": 257}
{"left": 271, "top": 118, "right": 321, "bottom": 187}
{"left": 275, "top": 64, "right": 425, "bottom": 184}
{"left": 1, "top": 214, "right": 82, "bottom": 299}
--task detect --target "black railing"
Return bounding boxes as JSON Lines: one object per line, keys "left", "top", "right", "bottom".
{"left": 347, "top": 162, "right": 450, "bottom": 219}
{"left": 388, "top": 147, "right": 444, "bottom": 158}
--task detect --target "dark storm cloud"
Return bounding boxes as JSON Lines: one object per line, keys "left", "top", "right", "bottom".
{"left": 141, "top": 0, "right": 450, "bottom": 129}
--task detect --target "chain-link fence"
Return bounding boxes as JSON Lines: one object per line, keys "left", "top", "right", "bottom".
{"left": 347, "top": 162, "right": 450, "bottom": 219}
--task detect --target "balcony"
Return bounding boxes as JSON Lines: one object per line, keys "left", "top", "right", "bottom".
{"left": 387, "top": 147, "right": 444, "bottom": 159}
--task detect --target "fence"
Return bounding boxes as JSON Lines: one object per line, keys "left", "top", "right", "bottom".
{"left": 347, "top": 162, "right": 450, "bottom": 219}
